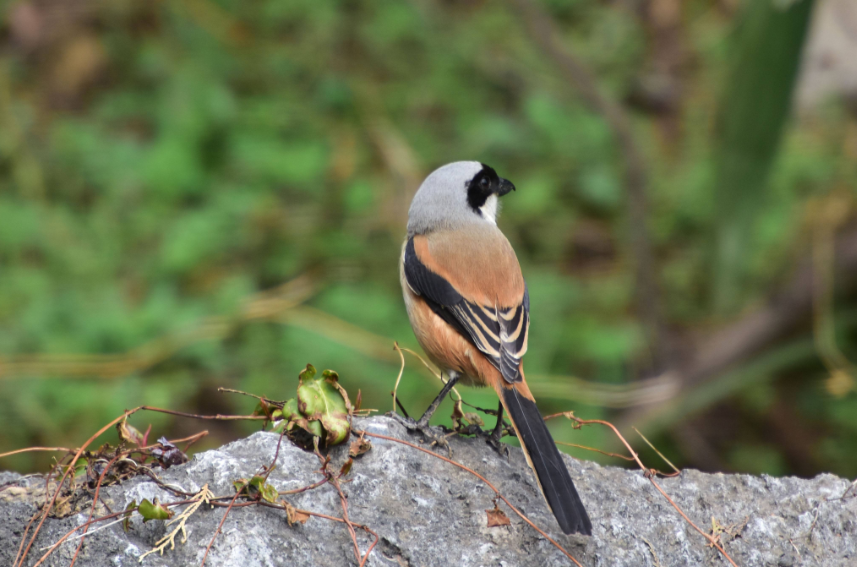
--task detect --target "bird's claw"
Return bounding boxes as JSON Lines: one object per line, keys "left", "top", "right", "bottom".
{"left": 387, "top": 412, "right": 453, "bottom": 456}
{"left": 485, "top": 430, "right": 510, "bottom": 459}
{"left": 453, "top": 421, "right": 511, "bottom": 459}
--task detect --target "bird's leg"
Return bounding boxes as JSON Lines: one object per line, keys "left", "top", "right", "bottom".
{"left": 485, "top": 401, "right": 510, "bottom": 458}
{"left": 451, "top": 401, "right": 512, "bottom": 458}
{"left": 416, "top": 371, "right": 460, "bottom": 426}
{"left": 389, "top": 372, "right": 460, "bottom": 453}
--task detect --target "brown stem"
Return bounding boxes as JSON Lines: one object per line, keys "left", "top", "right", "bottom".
{"left": 66, "top": 454, "right": 123, "bottom": 567}
{"left": 617, "top": 222, "right": 857, "bottom": 432}
{"left": 14, "top": 407, "right": 143, "bottom": 567}
{"left": 201, "top": 491, "right": 242, "bottom": 567}
{"left": 553, "top": 414, "right": 739, "bottom": 566}
{"left": 0, "top": 446, "right": 73, "bottom": 460}
{"left": 140, "top": 406, "right": 267, "bottom": 421}
{"left": 358, "top": 430, "right": 583, "bottom": 567}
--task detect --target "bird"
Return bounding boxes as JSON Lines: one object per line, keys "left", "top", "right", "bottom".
{"left": 396, "top": 161, "right": 592, "bottom": 536}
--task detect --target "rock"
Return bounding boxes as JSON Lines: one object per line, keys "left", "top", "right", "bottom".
{"left": 1, "top": 416, "right": 856, "bottom": 566}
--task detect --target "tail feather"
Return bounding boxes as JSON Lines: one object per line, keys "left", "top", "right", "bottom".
{"left": 498, "top": 385, "right": 592, "bottom": 535}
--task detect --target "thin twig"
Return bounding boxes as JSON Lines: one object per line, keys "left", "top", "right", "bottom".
{"left": 333, "top": 478, "right": 360, "bottom": 563}
{"left": 392, "top": 342, "right": 406, "bottom": 413}
{"left": 13, "top": 511, "right": 40, "bottom": 567}
{"left": 358, "top": 430, "right": 583, "bottom": 567}
{"left": 642, "top": 536, "right": 662, "bottom": 567}
{"left": 554, "top": 441, "right": 635, "bottom": 461}
{"left": 357, "top": 527, "right": 379, "bottom": 567}
{"left": 31, "top": 510, "right": 128, "bottom": 565}
{"left": 140, "top": 406, "right": 267, "bottom": 421}
{"left": 278, "top": 478, "right": 329, "bottom": 496}
{"left": 549, "top": 413, "right": 739, "bottom": 567}
{"left": 834, "top": 477, "right": 857, "bottom": 500}
{"left": 14, "top": 407, "right": 144, "bottom": 567}
{"left": 202, "top": 425, "right": 290, "bottom": 566}
{"left": 0, "top": 447, "right": 73, "bottom": 460}
{"left": 399, "top": 347, "right": 462, "bottom": 402}
{"left": 41, "top": 517, "right": 126, "bottom": 550}
{"left": 256, "top": 501, "right": 380, "bottom": 566}
{"left": 633, "top": 427, "right": 681, "bottom": 474}
{"left": 262, "top": 428, "right": 287, "bottom": 482}
{"left": 217, "top": 387, "right": 266, "bottom": 401}
{"left": 140, "top": 431, "right": 209, "bottom": 452}
{"left": 65, "top": 454, "right": 122, "bottom": 567}
{"left": 177, "top": 431, "right": 209, "bottom": 452}
{"left": 316, "top": 451, "right": 362, "bottom": 564}
{"left": 201, "top": 491, "right": 241, "bottom": 567}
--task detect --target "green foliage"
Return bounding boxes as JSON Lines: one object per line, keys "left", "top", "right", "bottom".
{"left": 261, "top": 364, "right": 352, "bottom": 447}
{"left": 138, "top": 498, "right": 173, "bottom": 522}
{"left": 712, "top": 0, "right": 815, "bottom": 312}
{"left": 233, "top": 475, "right": 279, "bottom": 503}
{"left": 0, "top": 0, "right": 855, "bottom": 480}
{"left": 295, "top": 365, "right": 351, "bottom": 446}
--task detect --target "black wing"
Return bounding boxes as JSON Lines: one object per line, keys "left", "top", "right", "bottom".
{"left": 404, "top": 237, "right": 528, "bottom": 384}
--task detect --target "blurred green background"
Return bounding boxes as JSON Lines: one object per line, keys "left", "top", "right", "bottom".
{"left": 2, "top": 0, "right": 857, "bottom": 479}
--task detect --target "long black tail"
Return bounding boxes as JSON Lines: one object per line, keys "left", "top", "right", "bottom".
{"left": 500, "top": 386, "right": 592, "bottom": 535}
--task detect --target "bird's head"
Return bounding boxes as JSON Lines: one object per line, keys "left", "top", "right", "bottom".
{"left": 407, "top": 161, "right": 516, "bottom": 235}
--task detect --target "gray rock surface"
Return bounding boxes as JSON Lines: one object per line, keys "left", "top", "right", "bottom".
{"left": 1, "top": 416, "right": 855, "bottom": 566}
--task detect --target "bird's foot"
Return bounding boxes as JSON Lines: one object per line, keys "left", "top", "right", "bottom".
{"left": 453, "top": 422, "right": 512, "bottom": 459}
{"left": 387, "top": 412, "right": 452, "bottom": 456}
{"left": 485, "top": 426, "right": 510, "bottom": 459}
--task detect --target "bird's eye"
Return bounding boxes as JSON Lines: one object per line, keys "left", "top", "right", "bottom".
{"left": 479, "top": 177, "right": 490, "bottom": 190}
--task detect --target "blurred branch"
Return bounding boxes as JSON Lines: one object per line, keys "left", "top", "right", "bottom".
{"left": 283, "top": 304, "right": 689, "bottom": 408}
{"left": 617, "top": 221, "right": 857, "bottom": 433}
{"left": 508, "top": 0, "right": 665, "bottom": 372}
{"left": 0, "top": 275, "right": 317, "bottom": 380}
{"left": 359, "top": 91, "right": 424, "bottom": 231}
{"left": 810, "top": 192, "right": 856, "bottom": 396}
{"left": 365, "top": 116, "right": 423, "bottom": 192}
{"left": 617, "top": 337, "right": 817, "bottom": 439}
{"left": 174, "top": 0, "right": 249, "bottom": 47}
{"left": 279, "top": 305, "right": 405, "bottom": 366}
{"left": 16, "top": 215, "right": 857, "bottom": 420}
{"left": 529, "top": 373, "right": 679, "bottom": 408}
{"left": 0, "top": 274, "right": 691, "bottom": 407}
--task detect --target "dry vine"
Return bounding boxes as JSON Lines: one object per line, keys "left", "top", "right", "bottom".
{"left": 358, "top": 430, "right": 584, "bottom": 567}
{"left": 545, "top": 412, "right": 740, "bottom": 567}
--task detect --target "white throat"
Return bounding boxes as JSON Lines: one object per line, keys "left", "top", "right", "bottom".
{"left": 480, "top": 194, "right": 499, "bottom": 224}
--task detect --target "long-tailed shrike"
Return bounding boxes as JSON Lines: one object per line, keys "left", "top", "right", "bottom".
{"left": 397, "top": 161, "right": 592, "bottom": 535}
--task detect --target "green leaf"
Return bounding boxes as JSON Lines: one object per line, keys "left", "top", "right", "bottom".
{"left": 297, "top": 365, "right": 351, "bottom": 445}
{"left": 280, "top": 398, "right": 300, "bottom": 421}
{"left": 259, "top": 480, "right": 279, "bottom": 503}
{"left": 138, "top": 498, "right": 173, "bottom": 522}
{"left": 291, "top": 416, "right": 324, "bottom": 438}
{"left": 234, "top": 475, "right": 279, "bottom": 503}
{"left": 73, "top": 458, "right": 89, "bottom": 478}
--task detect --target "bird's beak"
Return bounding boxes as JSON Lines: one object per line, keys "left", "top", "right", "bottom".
{"left": 496, "top": 178, "right": 516, "bottom": 196}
